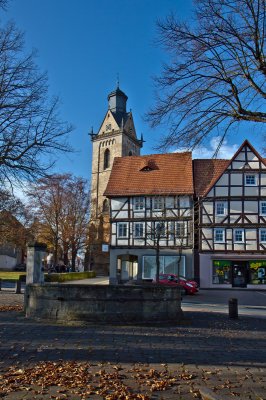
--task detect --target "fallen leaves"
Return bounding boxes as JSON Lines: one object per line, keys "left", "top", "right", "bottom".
{"left": 0, "top": 361, "right": 251, "bottom": 399}
{"left": 0, "top": 362, "right": 151, "bottom": 399}
{"left": 0, "top": 362, "right": 200, "bottom": 399}
{"left": 0, "top": 304, "right": 23, "bottom": 312}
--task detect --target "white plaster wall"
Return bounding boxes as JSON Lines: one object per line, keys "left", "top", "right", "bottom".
{"left": 111, "top": 198, "right": 126, "bottom": 210}
{"left": 206, "top": 188, "right": 214, "bottom": 197}
{"left": 216, "top": 187, "right": 228, "bottom": 196}
{"left": 203, "top": 202, "right": 213, "bottom": 213}
{"left": 244, "top": 201, "right": 258, "bottom": 213}
{"left": 249, "top": 161, "right": 260, "bottom": 168}
{"left": 233, "top": 243, "right": 245, "bottom": 251}
{"left": 230, "top": 201, "right": 242, "bottom": 213}
{"left": 231, "top": 161, "right": 245, "bottom": 169}
{"left": 230, "top": 187, "right": 243, "bottom": 196}
{"left": 245, "top": 187, "right": 259, "bottom": 196}
{"left": 231, "top": 173, "right": 242, "bottom": 185}
{"left": 202, "top": 215, "right": 212, "bottom": 224}
{"left": 261, "top": 174, "right": 266, "bottom": 184}
{"left": 234, "top": 151, "right": 246, "bottom": 161}
{"left": 216, "top": 174, "right": 228, "bottom": 185}
{"left": 199, "top": 253, "right": 213, "bottom": 288}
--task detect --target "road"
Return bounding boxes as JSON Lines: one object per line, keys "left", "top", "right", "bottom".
{"left": 182, "top": 288, "right": 266, "bottom": 318}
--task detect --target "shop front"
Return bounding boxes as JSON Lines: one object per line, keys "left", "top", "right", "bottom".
{"left": 199, "top": 253, "right": 266, "bottom": 289}
{"left": 109, "top": 248, "right": 194, "bottom": 284}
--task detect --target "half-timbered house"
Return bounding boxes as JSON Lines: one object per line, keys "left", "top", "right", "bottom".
{"left": 194, "top": 140, "right": 266, "bottom": 289}
{"left": 104, "top": 152, "right": 194, "bottom": 284}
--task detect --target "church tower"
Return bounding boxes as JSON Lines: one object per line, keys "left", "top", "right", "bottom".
{"left": 89, "top": 85, "right": 143, "bottom": 273}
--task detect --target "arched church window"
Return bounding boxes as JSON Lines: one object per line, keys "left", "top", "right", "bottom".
{"left": 128, "top": 151, "right": 133, "bottom": 156}
{"left": 104, "top": 148, "right": 110, "bottom": 169}
{"left": 102, "top": 199, "right": 109, "bottom": 214}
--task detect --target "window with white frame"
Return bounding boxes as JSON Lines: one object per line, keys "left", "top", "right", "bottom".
{"left": 179, "top": 196, "right": 190, "bottom": 208}
{"left": 245, "top": 174, "right": 257, "bottom": 186}
{"left": 176, "top": 221, "right": 186, "bottom": 237}
{"left": 214, "top": 228, "right": 225, "bottom": 243}
{"left": 117, "top": 223, "right": 128, "bottom": 238}
{"left": 153, "top": 196, "right": 163, "bottom": 210}
{"left": 134, "top": 197, "right": 145, "bottom": 211}
{"left": 168, "top": 221, "right": 175, "bottom": 240}
{"left": 260, "top": 229, "right": 266, "bottom": 243}
{"left": 234, "top": 229, "right": 244, "bottom": 243}
{"left": 216, "top": 202, "right": 226, "bottom": 216}
{"left": 133, "top": 222, "right": 144, "bottom": 238}
{"left": 154, "top": 221, "right": 166, "bottom": 238}
{"left": 260, "top": 201, "right": 266, "bottom": 216}
{"left": 142, "top": 255, "right": 186, "bottom": 279}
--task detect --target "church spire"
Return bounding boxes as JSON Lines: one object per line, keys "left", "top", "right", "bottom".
{"left": 107, "top": 85, "right": 128, "bottom": 114}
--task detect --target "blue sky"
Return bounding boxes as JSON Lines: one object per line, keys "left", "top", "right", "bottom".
{"left": 2, "top": 0, "right": 265, "bottom": 185}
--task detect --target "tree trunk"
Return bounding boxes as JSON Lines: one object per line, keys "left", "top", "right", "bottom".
{"left": 71, "top": 247, "right": 77, "bottom": 271}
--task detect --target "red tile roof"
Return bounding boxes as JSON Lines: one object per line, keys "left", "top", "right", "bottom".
{"left": 193, "top": 159, "right": 230, "bottom": 197}
{"left": 104, "top": 152, "right": 193, "bottom": 197}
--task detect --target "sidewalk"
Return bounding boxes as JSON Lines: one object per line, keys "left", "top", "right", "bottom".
{"left": 0, "top": 291, "right": 265, "bottom": 399}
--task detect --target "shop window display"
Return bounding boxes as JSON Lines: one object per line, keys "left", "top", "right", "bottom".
{"left": 143, "top": 255, "right": 185, "bottom": 279}
{"left": 213, "top": 260, "right": 231, "bottom": 284}
{"left": 249, "top": 261, "right": 266, "bottom": 284}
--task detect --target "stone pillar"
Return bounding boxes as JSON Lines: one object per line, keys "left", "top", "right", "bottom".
{"left": 26, "top": 242, "right": 47, "bottom": 284}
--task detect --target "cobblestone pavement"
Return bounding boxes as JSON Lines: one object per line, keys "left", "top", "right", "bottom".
{"left": 0, "top": 291, "right": 266, "bottom": 399}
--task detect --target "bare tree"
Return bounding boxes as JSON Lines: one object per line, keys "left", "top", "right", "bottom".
{"left": 60, "top": 177, "right": 91, "bottom": 270}
{"left": 145, "top": 200, "right": 191, "bottom": 283}
{"left": 27, "top": 175, "right": 65, "bottom": 265}
{"left": 0, "top": 13, "right": 73, "bottom": 187}
{"left": 147, "top": 0, "right": 266, "bottom": 151}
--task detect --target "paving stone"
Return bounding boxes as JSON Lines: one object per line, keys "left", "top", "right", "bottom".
{"left": 0, "top": 292, "right": 266, "bottom": 399}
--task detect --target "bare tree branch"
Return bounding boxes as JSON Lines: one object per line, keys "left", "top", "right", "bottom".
{"left": 0, "top": 19, "right": 73, "bottom": 187}
{"left": 147, "top": 0, "right": 266, "bottom": 150}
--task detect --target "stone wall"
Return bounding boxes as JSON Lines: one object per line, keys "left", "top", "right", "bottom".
{"left": 25, "top": 284, "right": 183, "bottom": 324}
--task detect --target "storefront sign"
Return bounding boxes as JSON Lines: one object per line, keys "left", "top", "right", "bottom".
{"left": 249, "top": 260, "right": 266, "bottom": 270}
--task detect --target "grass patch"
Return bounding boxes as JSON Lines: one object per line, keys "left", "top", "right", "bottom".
{"left": 0, "top": 271, "right": 26, "bottom": 281}
{"left": 45, "top": 271, "right": 96, "bottom": 282}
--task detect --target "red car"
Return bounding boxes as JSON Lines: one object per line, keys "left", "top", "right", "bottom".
{"left": 153, "top": 273, "right": 198, "bottom": 295}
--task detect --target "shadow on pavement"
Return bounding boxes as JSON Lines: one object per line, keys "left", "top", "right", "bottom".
{"left": 0, "top": 310, "right": 265, "bottom": 369}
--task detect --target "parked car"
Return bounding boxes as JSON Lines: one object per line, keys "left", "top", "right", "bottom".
{"left": 177, "top": 275, "right": 198, "bottom": 288}
{"left": 153, "top": 273, "right": 198, "bottom": 295}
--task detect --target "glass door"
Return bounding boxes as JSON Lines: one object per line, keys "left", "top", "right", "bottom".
{"left": 232, "top": 262, "right": 247, "bottom": 287}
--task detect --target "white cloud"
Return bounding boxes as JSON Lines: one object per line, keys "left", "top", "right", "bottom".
{"left": 174, "top": 137, "right": 239, "bottom": 159}
{"left": 193, "top": 137, "right": 239, "bottom": 159}
{"left": 3, "top": 180, "right": 29, "bottom": 204}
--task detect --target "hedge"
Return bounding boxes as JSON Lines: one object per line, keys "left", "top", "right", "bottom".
{"left": 44, "top": 271, "right": 96, "bottom": 283}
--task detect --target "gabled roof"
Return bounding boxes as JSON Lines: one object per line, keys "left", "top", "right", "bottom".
{"left": 193, "top": 159, "right": 229, "bottom": 196}
{"left": 193, "top": 140, "right": 266, "bottom": 197}
{"left": 104, "top": 152, "right": 193, "bottom": 197}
